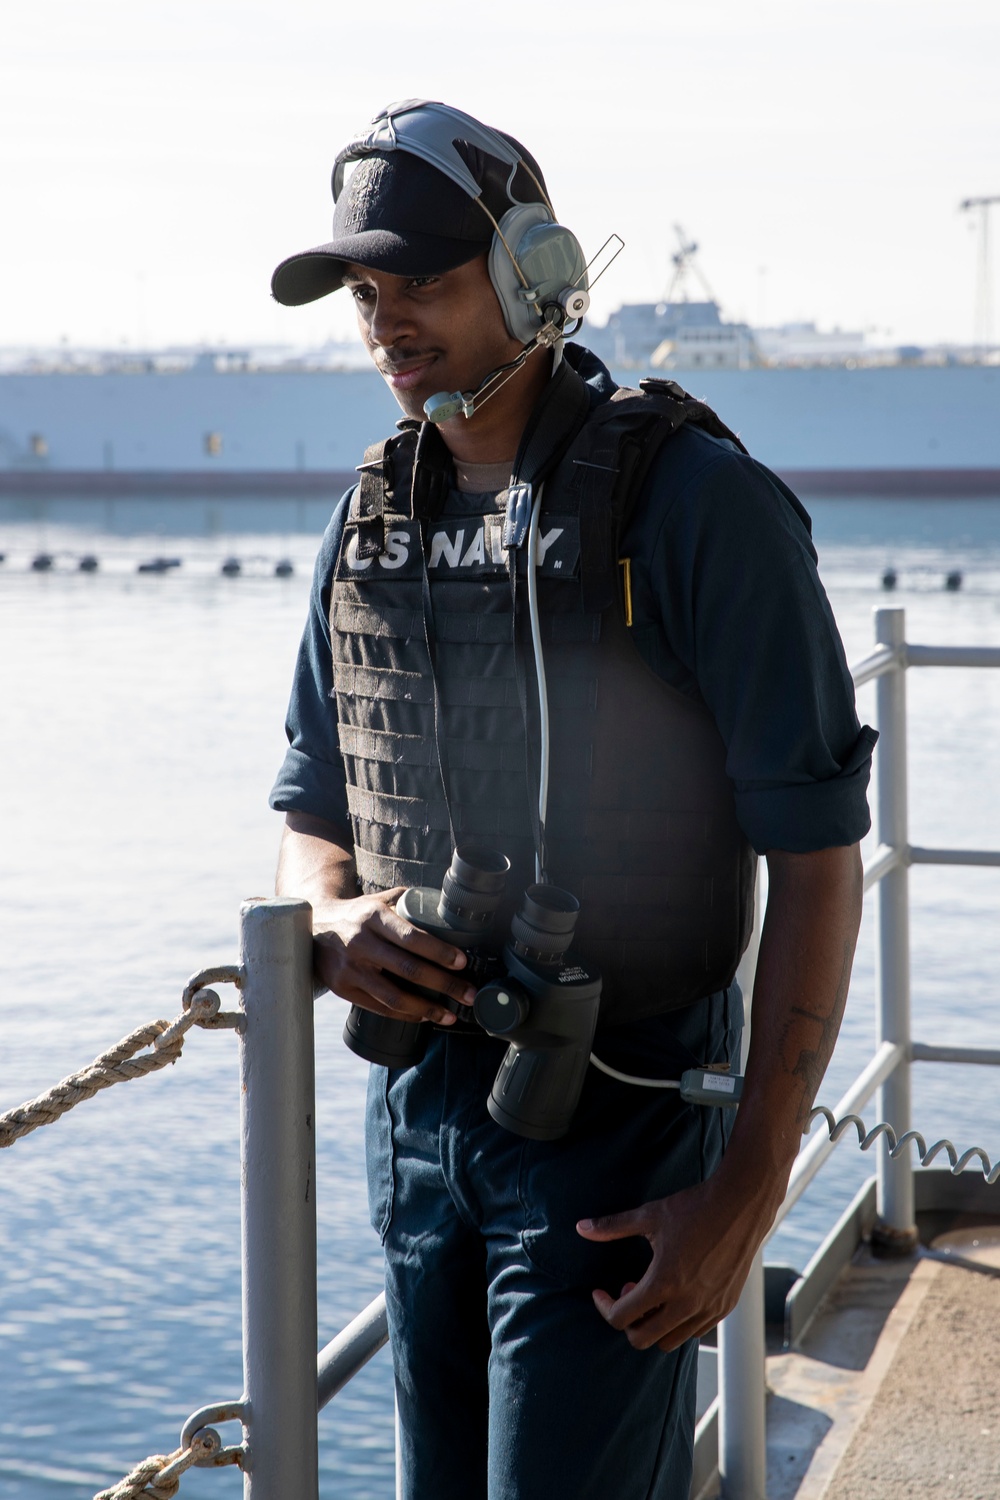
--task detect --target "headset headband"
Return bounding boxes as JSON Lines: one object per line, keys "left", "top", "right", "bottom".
{"left": 332, "top": 99, "right": 525, "bottom": 204}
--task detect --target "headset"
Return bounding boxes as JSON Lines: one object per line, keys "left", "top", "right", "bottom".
{"left": 333, "top": 100, "right": 591, "bottom": 422}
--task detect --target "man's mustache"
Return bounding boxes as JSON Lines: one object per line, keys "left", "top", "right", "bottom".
{"left": 375, "top": 351, "right": 438, "bottom": 375}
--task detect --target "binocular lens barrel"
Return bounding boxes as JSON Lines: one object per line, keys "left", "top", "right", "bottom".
{"left": 438, "top": 844, "right": 511, "bottom": 931}
{"left": 509, "top": 884, "right": 580, "bottom": 966}
{"left": 344, "top": 854, "right": 601, "bottom": 1142}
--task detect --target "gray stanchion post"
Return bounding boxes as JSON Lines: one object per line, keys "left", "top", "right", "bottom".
{"left": 717, "top": 869, "right": 767, "bottom": 1500}
{"left": 718, "top": 1246, "right": 766, "bottom": 1500}
{"left": 239, "top": 897, "right": 318, "bottom": 1498}
{"left": 873, "top": 609, "right": 917, "bottom": 1245}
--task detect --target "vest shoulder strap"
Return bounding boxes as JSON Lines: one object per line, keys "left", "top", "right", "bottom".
{"left": 598, "top": 379, "right": 749, "bottom": 540}
{"left": 350, "top": 436, "right": 400, "bottom": 559}
{"left": 511, "top": 357, "right": 594, "bottom": 489}
{"left": 569, "top": 378, "right": 747, "bottom": 609}
{"left": 637, "top": 376, "right": 749, "bottom": 455}
{"left": 345, "top": 418, "right": 443, "bottom": 555}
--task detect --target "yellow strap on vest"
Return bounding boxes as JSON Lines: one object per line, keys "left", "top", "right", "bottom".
{"left": 619, "top": 557, "right": 633, "bottom": 628}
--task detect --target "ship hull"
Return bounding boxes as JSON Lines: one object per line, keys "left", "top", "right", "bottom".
{"left": 1, "top": 363, "right": 998, "bottom": 496}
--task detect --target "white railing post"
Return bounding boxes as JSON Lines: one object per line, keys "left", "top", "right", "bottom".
{"left": 717, "top": 868, "right": 767, "bottom": 1500}
{"left": 873, "top": 608, "right": 917, "bottom": 1246}
{"left": 239, "top": 897, "right": 319, "bottom": 1498}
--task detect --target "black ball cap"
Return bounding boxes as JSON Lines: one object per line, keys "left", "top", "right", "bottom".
{"left": 271, "top": 136, "right": 548, "bottom": 307}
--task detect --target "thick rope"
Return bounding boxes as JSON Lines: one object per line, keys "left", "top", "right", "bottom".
{"left": 94, "top": 1447, "right": 186, "bottom": 1500}
{"left": 94, "top": 1426, "right": 220, "bottom": 1499}
{"left": 0, "top": 972, "right": 242, "bottom": 1148}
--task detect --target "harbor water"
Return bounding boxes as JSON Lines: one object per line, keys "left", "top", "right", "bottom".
{"left": 1, "top": 495, "right": 999, "bottom": 1498}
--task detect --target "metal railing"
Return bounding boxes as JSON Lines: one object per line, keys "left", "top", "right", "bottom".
{"left": 715, "top": 606, "right": 1000, "bottom": 1499}
{"left": 232, "top": 605, "right": 1000, "bottom": 1499}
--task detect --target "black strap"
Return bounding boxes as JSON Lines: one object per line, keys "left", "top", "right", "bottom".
{"left": 510, "top": 356, "right": 593, "bottom": 491}
{"left": 574, "top": 429, "right": 627, "bottom": 614}
{"left": 611, "top": 404, "right": 692, "bottom": 539}
{"left": 345, "top": 421, "right": 452, "bottom": 550}
{"left": 638, "top": 377, "right": 749, "bottom": 455}
{"left": 352, "top": 437, "right": 398, "bottom": 559}
{"left": 410, "top": 421, "right": 454, "bottom": 522}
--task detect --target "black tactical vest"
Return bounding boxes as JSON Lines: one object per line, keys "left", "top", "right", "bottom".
{"left": 329, "top": 365, "right": 756, "bottom": 1025}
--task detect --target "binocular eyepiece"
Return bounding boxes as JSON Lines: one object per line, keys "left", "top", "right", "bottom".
{"left": 342, "top": 846, "right": 602, "bottom": 1140}
{"left": 402, "top": 843, "right": 511, "bottom": 935}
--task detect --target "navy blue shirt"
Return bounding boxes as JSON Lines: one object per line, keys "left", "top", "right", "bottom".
{"left": 271, "top": 349, "right": 874, "bottom": 855}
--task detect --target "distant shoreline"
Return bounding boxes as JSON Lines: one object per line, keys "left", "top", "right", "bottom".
{"left": 2, "top": 468, "right": 1000, "bottom": 498}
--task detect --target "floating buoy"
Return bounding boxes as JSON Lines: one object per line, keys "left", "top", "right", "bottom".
{"left": 31, "top": 553, "right": 54, "bottom": 571}
{"left": 274, "top": 559, "right": 294, "bottom": 578}
{"left": 220, "top": 557, "right": 242, "bottom": 576}
{"left": 78, "top": 555, "right": 99, "bottom": 572}
{"left": 944, "top": 570, "right": 963, "bottom": 592}
{"left": 881, "top": 568, "right": 898, "bottom": 590}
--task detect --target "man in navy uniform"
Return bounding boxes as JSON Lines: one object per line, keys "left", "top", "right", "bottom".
{"left": 269, "top": 101, "right": 873, "bottom": 1499}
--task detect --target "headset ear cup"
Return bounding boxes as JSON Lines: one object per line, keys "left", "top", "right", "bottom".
{"left": 488, "top": 203, "right": 550, "bottom": 342}
{"left": 488, "top": 203, "right": 588, "bottom": 344}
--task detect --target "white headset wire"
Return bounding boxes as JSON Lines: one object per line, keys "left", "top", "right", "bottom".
{"left": 526, "top": 485, "right": 550, "bottom": 886}
{"left": 589, "top": 1054, "right": 682, "bottom": 1089}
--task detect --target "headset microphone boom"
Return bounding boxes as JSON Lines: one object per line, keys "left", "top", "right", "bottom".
{"left": 422, "top": 315, "right": 571, "bottom": 426}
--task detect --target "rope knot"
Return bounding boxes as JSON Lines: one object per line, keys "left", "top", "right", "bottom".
{"left": 1, "top": 964, "right": 243, "bottom": 1149}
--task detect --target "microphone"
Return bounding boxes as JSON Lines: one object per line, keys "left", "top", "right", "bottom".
{"left": 423, "top": 388, "right": 479, "bottom": 425}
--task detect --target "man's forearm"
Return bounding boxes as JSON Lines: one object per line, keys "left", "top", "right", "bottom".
{"left": 719, "top": 842, "right": 864, "bottom": 1215}
{"left": 276, "top": 810, "right": 359, "bottom": 910}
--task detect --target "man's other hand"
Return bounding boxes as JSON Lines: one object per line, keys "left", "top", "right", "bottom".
{"left": 575, "top": 1172, "right": 774, "bottom": 1351}
{"left": 576, "top": 842, "right": 864, "bottom": 1352}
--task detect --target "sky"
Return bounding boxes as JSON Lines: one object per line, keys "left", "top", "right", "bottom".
{"left": 1, "top": 0, "right": 997, "bottom": 352}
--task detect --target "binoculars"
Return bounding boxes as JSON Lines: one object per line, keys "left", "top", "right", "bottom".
{"left": 343, "top": 845, "right": 601, "bottom": 1140}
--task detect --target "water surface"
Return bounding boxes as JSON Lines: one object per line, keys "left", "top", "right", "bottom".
{"left": 1, "top": 496, "right": 998, "bottom": 1497}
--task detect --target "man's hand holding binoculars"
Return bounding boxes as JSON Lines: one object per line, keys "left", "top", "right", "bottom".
{"left": 313, "top": 888, "right": 477, "bottom": 1025}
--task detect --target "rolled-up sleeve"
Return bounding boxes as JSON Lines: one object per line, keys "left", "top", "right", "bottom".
{"left": 627, "top": 435, "right": 875, "bottom": 854}
{"left": 269, "top": 491, "right": 354, "bottom": 835}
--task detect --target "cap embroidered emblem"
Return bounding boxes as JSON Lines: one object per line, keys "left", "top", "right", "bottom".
{"left": 343, "top": 157, "right": 390, "bottom": 231}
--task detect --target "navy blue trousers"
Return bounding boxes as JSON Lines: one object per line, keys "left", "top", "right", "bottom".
{"left": 365, "top": 989, "right": 739, "bottom": 1500}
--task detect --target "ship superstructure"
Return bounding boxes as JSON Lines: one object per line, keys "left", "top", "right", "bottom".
{"left": 1, "top": 223, "right": 999, "bottom": 498}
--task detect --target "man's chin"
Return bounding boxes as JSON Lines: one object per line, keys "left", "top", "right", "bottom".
{"left": 379, "top": 358, "right": 444, "bottom": 422}
{"left": 386, "top": 384, "right": 428, "bottom": 421}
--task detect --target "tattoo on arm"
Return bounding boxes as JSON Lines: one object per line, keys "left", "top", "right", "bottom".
{"left": 784, "top": 939, "right": 855, "bottom": 1126}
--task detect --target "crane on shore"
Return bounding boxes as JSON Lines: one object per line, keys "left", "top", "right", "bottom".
{"left": 661, "top": 225, "right": 720, "bottom": 306}
{"left": 959, "top": 195, "right": 1000, "bottom": 353}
